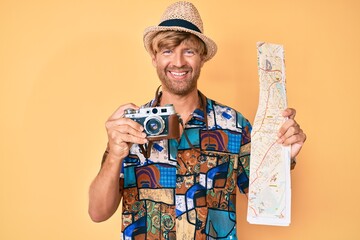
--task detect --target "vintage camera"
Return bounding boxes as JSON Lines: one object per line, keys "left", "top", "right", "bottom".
{"left": 124, "top": 104, "right": 180, "bottom": 141}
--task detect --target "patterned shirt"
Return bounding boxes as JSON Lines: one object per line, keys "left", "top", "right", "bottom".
{"left": 119, "top": 93, "right": 251, "bottom": 240}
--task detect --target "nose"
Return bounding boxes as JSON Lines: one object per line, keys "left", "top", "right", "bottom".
{"left": 172, "top": 52, "right": 186, "bottom": 67}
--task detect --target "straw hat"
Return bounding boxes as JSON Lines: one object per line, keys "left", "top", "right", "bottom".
{"left": 143, "top": 1, "right": 217, "bottom": 62}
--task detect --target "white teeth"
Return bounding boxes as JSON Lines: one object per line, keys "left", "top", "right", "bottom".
{"left": 171, "top": 72, "right": 186, "bottom": 76}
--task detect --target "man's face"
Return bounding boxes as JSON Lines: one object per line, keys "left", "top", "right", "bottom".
{"left": 152, "top": 40, "right": 205, "bottom": 96}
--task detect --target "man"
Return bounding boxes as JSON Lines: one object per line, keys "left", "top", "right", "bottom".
{"left": 89, "top": 1, "right": 306, "bottom": 239}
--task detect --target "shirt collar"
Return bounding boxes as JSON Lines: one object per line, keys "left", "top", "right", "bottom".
{"left": 150, "top": 86, "right": 209, "bottom": 125}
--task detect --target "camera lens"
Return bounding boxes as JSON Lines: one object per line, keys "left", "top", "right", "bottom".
{"left": 144, "top": 115, "right": 165, "bottom": 136}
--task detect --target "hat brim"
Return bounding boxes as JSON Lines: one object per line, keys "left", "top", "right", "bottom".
{"left": 143, "top": 26, "right": 217, "bottom": 62}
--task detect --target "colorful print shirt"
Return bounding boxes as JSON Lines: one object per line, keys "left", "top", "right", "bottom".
{"left": 119, "top": 94, "right": 251, "bottom": 240}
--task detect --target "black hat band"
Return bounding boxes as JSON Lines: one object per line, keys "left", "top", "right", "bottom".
{"left": 158, "top": 19, "right": 201, "bottom": 33}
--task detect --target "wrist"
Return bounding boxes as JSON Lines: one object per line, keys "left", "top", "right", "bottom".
{"left": 106, "top": 151, "right": 125, "bottom": 164}
{"left": 101, "top": 149, "right": 125, "bottom": 167}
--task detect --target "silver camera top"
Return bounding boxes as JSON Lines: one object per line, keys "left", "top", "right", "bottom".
{"left": 124, "top": 104, "right": 176, "bottom": 118}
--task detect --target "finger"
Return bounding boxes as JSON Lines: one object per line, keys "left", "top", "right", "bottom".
{"left": 109, "top": 130, "right": 148, "bottom": 145}
{"left": 282, "top": 108, "right": 296, "bottom": 119}
{"left": 109, "top": 103, "right": 139, "bottom": 120}
{"left": 277, "top": 125, "right": 301, "bottom": 144}
{"left": 112, "top": 124, "right": 147, "bottom": 139}
{"left": 106, "top": 117, "right": 144, "bottom": 132}
{"left": 112, "top": 134, "right": 148, "bottom": 146}
{"left": 278, "top": 119, "right": 298, "bottom": 137}
{"left": 281, "top": 131, "right": 306, "bottom": 146}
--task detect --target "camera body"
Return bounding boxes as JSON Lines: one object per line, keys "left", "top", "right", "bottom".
{"left": 124, "top": 104, "right": 180, "bottom": 141}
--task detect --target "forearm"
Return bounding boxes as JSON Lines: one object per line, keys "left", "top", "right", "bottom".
{"left": 88, "top": 153, "right": 123, "bottom": 222}
{"left": 89, "top": 102, "right": 146, "bottom": 222}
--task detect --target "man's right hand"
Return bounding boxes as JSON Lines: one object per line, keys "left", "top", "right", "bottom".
{"left": 105, "top": 103, "right": 148, "bottom": 161}
{"left": 89, "top": 103, "right": 147, "bottom": 222}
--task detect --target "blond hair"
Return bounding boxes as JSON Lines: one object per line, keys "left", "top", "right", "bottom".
{"left": 149, "top": 31, "right": 207, "bottom": 59}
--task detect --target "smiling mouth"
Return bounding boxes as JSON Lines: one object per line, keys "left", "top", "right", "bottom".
{"left": 170, "top": 71, "right": 187, "bottom": 77}
{"left": 167, "top": 68, "right": 191, "bottom": 79}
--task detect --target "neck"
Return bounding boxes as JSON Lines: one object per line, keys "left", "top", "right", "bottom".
{"left": 160, "top": 88, "right": 199, "bottom": 124}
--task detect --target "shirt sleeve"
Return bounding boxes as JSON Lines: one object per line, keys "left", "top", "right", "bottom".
{"left": 237, "top": 118, "right": 252, "bottom": 194}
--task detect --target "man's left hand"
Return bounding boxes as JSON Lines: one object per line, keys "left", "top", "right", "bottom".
{"left": 277, "top": 108, "right": 307, "bottom": 159}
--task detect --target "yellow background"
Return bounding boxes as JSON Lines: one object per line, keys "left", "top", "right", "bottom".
{"left": 1, "top": 0, "right": 359, "bottom": 239}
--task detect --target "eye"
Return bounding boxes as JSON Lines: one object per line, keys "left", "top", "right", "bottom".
{"left": 162, "top": 49, "right": 172, "bottom": 55}
{"left": 184, "top": 49, "right": 195, "bottom": 56}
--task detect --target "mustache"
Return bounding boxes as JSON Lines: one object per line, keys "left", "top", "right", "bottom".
{"left": 166, "top": 66, "right": 192, "bottom": 72}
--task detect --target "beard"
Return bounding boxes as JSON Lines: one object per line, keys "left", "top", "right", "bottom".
{"left": 156, "top": 65, "right": 201, "bottom": 96}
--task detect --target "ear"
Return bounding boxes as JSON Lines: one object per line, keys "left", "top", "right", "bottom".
{"left": 151, "top": 54, "right": 157, "bottom": 68}
{"left": 200, "top": 58, "right": 205, "bottom": 68}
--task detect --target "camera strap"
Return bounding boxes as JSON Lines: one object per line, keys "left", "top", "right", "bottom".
{"left": 139, "top": 142, "right": 154, "bottom": 159}
{"left": 151, "top": 85, "right": 162, "bottom": 107}
{"left": 137, "top": 86, "right": 161, "bottom": 159}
